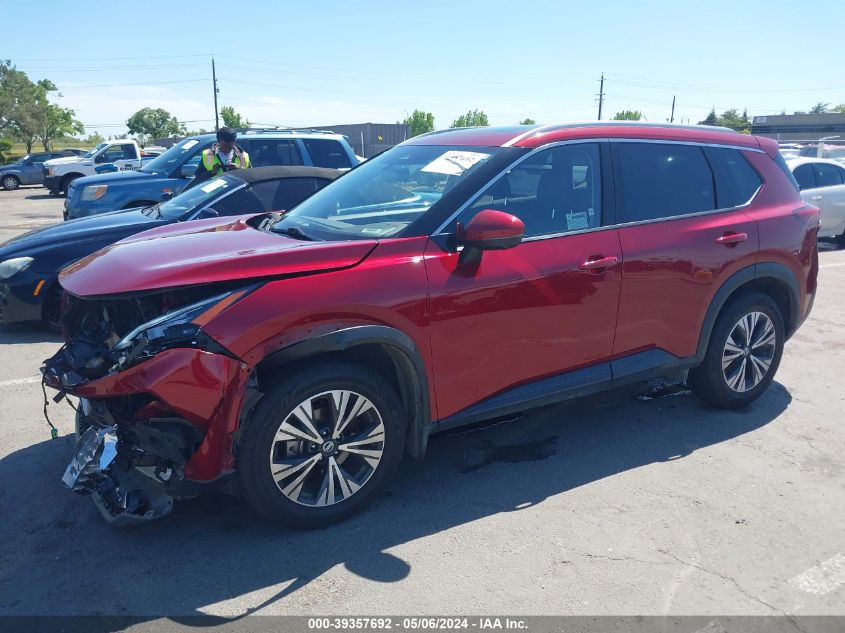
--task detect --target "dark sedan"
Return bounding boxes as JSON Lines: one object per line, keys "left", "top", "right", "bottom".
{"left": 0, "top": 166, "right": 339, "bottom": 329}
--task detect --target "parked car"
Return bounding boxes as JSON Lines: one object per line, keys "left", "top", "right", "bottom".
{"left": 787, "top": 157, "right": 845, "bottom": 241}
{"left": 0, "top": 166, "right": 338, "bottom": 329}
{"left": 1, "top": 150, "right": 83, "bottom": 191}
{"left": 43, "top": 140, "right": 144, "bottom": 196}
{"left": 63, "top": 130, "right": 359, "bottom": 220}
{"left": 44, "top": 122, "right": 818, "bottom": 527}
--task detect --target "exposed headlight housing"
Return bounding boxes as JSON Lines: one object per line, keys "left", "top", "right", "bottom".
{"left": 81, "top": 185, "right": 108, "bottom": 201}
{"left": 46, "top": 168, "right": 54, "bottom": 176}
{"left": 111, "top": 287, "right": 255, "bottom": 369}
{"left": 0, "top": 256, "right": 34, "bottom": 280}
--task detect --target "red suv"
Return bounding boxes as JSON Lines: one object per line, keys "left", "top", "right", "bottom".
{"left": 45, "top": 123, "right": 819, "bottom": 527}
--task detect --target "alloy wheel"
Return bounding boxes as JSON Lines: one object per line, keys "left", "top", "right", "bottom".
{"left": 2, "top": 176, "right": 19, "bottom": 191}
{"left": 721, "top": 311, "right": 776, "bottom": 392}
{"left": 269, "top": 389, "right": 385, "bottom": 507}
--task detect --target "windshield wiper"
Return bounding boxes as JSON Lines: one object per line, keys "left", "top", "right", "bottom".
{"left": 273, "top": 226, "right": 317, "bottom": 241}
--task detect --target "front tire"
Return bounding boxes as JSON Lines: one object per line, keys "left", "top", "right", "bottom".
{"left": 688, "top": 292, "right": 784, "bottom": 409}
{"left": 2, "top": 175, "right": 20, "bottom": 191}
{"left": 237, "top": 361, "right": 406, "bottom": 528}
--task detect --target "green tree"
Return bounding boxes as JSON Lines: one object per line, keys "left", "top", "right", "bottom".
{"left": 85, "top": 132, "right": 105, "bottom": 144}
{"left": 38, "top": 103, "right": 84, "bottom": 150}
{"left": 519, "top": 118, "right": 536, "bottom": 125}
{"left": 699, "top": 108, "right": 719, "bottom": 126}
{"left": 450, "top": 109, "right": 489, "bottom": 128}
{"left": 834, "top": 104, "right": 845, "bottom": 114}
{"left": 220, "top": 105, "right": 250, "bottom": 129}
{"left": 402, "top": 110, "right": 435, "bottom": 137}
{"left": 717, "top": 108, "right": 751, "bottom": 133}
{"left": 126, "top": 107, "right": 185, "bottom": 141}
{"left": 612, "top": 110, "right": 642, "bottom": 121}
{"left": 0, "top": 61, "right": 45, "bottom": 152}
{"left": 0, "top": 138, "right": 12, "bottom": 163}
{"left": 810, "top": 102, "right": 830, "bottom": 114}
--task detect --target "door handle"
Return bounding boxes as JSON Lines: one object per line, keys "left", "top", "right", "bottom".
{"left": 715, "top": 232, "right": 748, "bottom": 245}
{"left": 579, "top": 255, "right": 619, "bottom": 271}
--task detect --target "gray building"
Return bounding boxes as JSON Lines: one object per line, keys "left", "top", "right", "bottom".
{"left": 309, "top": 123, "right": 409, "bottom": 158}
{"left": 751, "top": 113, "right": 845, "bottom": 142}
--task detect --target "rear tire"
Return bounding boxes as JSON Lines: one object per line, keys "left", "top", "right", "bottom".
{"left": 236, "top": 361, "right": 406, "bottom": 528}
{"left": 688, "top": 292, "right": 784, "bottom": 409}
{"left": 2, "top": 175, "right": 20, "bottom": 191}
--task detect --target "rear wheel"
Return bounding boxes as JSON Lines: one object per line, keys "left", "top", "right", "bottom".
{"left": 237, "top": 361, "right": 406, "bottom": 528}
{"left": 688, "top": 292, "right": 784, "bottom": 409}
{"left": 2, "top": 175, "right": 20, "bottom": 191}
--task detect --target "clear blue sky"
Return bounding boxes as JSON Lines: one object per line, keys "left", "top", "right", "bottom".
{"left": 4, "top": 0, "right": 844, "bottom": 135}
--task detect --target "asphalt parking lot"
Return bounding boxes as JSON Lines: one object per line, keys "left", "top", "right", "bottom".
{"left": 0, "top": 185, "right": 843, "bottom": 618}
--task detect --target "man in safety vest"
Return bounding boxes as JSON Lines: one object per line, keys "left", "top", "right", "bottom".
{"left": 192, "top": 126, "right": 251, "bottom": 186}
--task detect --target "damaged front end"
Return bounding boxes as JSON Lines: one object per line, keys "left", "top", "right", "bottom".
{"left": 43, "top": 284, "right": 258, "bottom": 525}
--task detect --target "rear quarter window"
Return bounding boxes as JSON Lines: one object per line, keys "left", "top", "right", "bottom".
{"left": 704, "top": 147, "right": 763, "bottom": 208}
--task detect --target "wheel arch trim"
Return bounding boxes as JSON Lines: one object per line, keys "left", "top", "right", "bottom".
{"left": 697, "top": 262, "right": 800, "bottom": 361}
{"left": 257, "top": 325, "right": 432, "bottom": 459}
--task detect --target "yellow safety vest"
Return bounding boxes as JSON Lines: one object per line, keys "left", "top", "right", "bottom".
{"left": 201, "top": 147, "right": 251, "bottom": 175}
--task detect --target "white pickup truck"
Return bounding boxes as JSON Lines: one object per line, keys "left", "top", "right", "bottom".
{"left": 43, "top": 140, "right": 143, "bottom": 196}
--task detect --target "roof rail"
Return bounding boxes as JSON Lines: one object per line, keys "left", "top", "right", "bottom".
{"left": 241, "top": 127, "right": 337, "bottom": 135}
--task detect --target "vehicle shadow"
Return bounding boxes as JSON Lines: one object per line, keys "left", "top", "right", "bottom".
{"left": 23, "top": 193, "right": 58, "bottom": 201}
{"left": 0, "top": 379, "right": 792, "bottom": 623}
{"left": 0, "top": 323, "right": 63, "bottom": 345}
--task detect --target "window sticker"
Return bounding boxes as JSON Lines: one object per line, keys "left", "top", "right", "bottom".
{"left": 566, "top": 211, "right": 589, "bottom": 231}
{"left": 421, "top": 150, "right": 491, "bottom": 176}
{"left": 201, "top": 178, "right": 227, "bottom": 194}
{"left": 181, "top": 140, "right": 199, "bottom": 150}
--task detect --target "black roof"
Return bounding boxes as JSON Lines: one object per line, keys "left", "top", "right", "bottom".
{"left": 228, "top": 165, "right": 341, "bottom": 184}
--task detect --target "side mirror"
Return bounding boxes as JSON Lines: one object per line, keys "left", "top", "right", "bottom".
{"left": 198, "top": 207, "right": 219, "bottom": 219}
{"left": 160, "top": 191, "right": 174, "bottom": 202}
{"left": 463, "top": 209, "right": 524, "bottom": 251}
{"left": 180, "top": 163, "right": 198, "bottom": 178}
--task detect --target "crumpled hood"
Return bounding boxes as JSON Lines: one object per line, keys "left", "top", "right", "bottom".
{"left": 59, "top": 214, "right": 378, "bottom": 297}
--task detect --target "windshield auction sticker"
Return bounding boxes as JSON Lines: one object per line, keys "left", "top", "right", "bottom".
{"left": 421, "top": 151, "right": 491, "bottom": 176}
{"left": 201, "top": 179, "right": 228, "bottom": 194}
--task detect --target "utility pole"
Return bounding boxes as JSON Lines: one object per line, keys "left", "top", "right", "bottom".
{"left": 212, "top": 57, "right": 220, "bottom": 131}
{"left": 670, "top": 95, "right": 676, "bottom": 123}
{"left": 597, "top": 73, "right": 605, "bottom": 121}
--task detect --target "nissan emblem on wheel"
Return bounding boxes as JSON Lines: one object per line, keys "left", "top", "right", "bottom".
{"left": 41, "top": 122, "right": 818, "bottom": 526}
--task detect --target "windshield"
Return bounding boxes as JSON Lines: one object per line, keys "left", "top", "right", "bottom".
{"left": 272, "top": 145, "right": 499, "bottom": 240}
{"left": 152, "top": 175, "right": 240, "bottom": 220}
{"left": 83, "top": 142, "right": 109, "bottom": 159}
{"left": 141, "top": 138, "right": 206, "bottom": 174}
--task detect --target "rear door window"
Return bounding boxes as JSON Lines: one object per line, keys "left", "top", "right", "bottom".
{"left": 614, "top": 142, "right": 716, "bottom": 222}
{"left": 704, "top": 147, "right": 763, "bottom": 208}
{"left": 813, "top": 163, "right": 844, "bottom": 188}
{"left": 245, "top": 140, "right": 303, "bottom": 167}
{"left": 302, "top": 138, "right": 352, "bottom": 169}
{"left": 793, "top": 163, "right": 816, "bottom": 189}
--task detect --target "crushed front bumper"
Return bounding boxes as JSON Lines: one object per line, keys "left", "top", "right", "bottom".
{"left": 45, "top": 347, "right": 253, "bottom": 524}
{"left": 63, "top": 416, "right": 174, "bottom": 525}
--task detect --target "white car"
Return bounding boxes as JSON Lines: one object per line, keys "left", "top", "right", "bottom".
{"left": 787, "top": 157, "right": 845, "bottom": 241}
